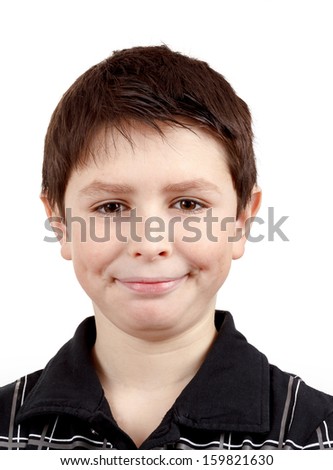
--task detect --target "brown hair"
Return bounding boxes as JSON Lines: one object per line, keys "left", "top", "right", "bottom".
{"left": 42, "top": 45, "right": 256, "bottom": 218}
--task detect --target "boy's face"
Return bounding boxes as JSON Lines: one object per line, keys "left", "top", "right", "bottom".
{"left": 47, "top": 123, "right": 258, "bottom": 339}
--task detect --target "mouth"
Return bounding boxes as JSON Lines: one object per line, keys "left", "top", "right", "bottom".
{"left": 115, "top": 275, "right": 188, "bottom": 295}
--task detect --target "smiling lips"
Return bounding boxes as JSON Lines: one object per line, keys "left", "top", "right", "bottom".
{"left": 115, "top": 275, "right": 188, "bottom": 294}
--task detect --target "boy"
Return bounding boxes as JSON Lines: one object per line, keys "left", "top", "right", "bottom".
{"left": 1, "top": 45, "right": 332, "bottom": 450}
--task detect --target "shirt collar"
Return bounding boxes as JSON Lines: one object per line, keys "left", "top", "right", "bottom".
{"left": 17, "top": 316, "right": 112, "bottom": 426}
{"left": 174, "top": 311, "right": 270, "bottom": 433}
{"left": 17, "top": 311, "right": 270, "bottom": 433}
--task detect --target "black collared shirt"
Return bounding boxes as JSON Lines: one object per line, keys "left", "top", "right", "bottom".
{"left": 1, "top": 311, "right": 333, "bottom": 450}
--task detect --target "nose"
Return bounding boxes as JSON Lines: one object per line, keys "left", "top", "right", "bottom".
{"left": 126, "top": 216, "right": 173, "bottom": 260}
{"left": 128, "top": 242, "right": 171, "bottom": 260}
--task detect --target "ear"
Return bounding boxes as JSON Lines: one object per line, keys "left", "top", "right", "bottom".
{"left": 40, "top": 194, "right": 72, "bottom": 261}
{"left": 232, "top": 186, "right": 262, "bottom": 260}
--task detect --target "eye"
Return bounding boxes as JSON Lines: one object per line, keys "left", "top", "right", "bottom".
{"left": 95, "top": 202, "right": 128, "bottom": 214}
{"left": 173, "top": 199, "right": 206, "bottom": 213}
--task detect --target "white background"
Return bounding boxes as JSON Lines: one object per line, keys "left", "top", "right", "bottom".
{"left": 0, "top": 1, "right": 332, "bottom": 394}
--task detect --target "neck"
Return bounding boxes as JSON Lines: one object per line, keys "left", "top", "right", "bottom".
{"left": 92, "top": 310, "right": 217, "bottom": 392}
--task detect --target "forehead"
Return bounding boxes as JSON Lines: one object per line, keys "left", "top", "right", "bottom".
{"left": 69, "top": 121, "right": 233, "bottom": 191}
{"left": 89, "top": 121, "right": 228, "bottom": 164}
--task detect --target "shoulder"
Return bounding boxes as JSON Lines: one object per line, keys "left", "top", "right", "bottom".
{"left": 269, "top": 364, "right": 333, "bottom": 414}
{"left": 269, "top": 364, "right": 333, "bottom": 449}
{"left": 0, "top": 371, "right": 42, "bottom": 403}
{"left": 0, "top": 372, "right": 42, "bottom": 448}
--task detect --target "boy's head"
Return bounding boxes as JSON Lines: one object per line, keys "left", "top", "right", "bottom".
{"left": 42, "top": 45, "right": 256, "bottom": 220}
{"left": 41, "top": 45, "right": 261, "bottom": 338}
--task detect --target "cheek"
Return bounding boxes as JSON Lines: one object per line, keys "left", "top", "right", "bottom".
{"left": 179, "top": 230, "right": 234, "bottom": 277}
{"left": 70, "top": 223, "right": 121, "bottom": 278}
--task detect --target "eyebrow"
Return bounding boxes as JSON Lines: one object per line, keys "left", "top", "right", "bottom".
{"left": 79, "top": 181, "right": 134, "bottom": 197}
{"left": 79, "top": 178, "right": 222, "bottom": 197}
{"left": 162, "top": 179, "right": 222, "bottom": 193}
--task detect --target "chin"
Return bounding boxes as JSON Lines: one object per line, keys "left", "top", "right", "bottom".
{"left": 120, "top": 303, "right": 184, "bottom": 337}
